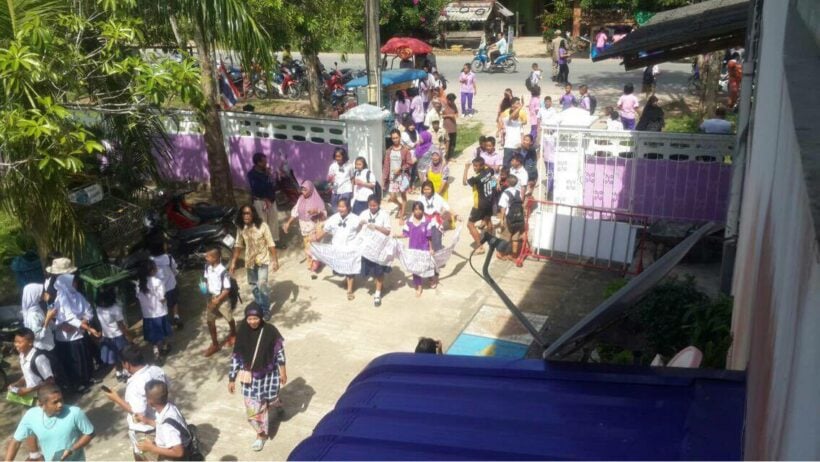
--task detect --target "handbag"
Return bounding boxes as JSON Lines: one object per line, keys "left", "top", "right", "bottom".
{"left": 236, "top": 329, "right": 264, "bottom": 384}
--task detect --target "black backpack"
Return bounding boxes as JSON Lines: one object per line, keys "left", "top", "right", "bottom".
{"left": 524, "top": 73, "right": 534, "bottom": 91}
{"left": 367, "top": 170, "right": 383, "bottom": 199}
{"left": 162, "top": 418, "right": 204, "bottom": 461}
{"left": 587, "top": 94, "right": 598, "bottom": 115}
{"left": 505, "top": 190, "right": 526, "bottom": 229}
{"left": 220, "top": 269, "right": 241, "bottom": 310}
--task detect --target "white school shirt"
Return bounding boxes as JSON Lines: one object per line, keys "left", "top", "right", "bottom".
{"left": 420, "top": 193, "right": 449, "bottom": 216}
{"left": 328, "top": 162, "right": 354, "bottom": 195}
{"left": 503, "top": 111, "right": 526, "bottom": 149}
{"left": 204, "top": 263, "right": 232, "bottom": 296}
{"left": 324, "top": 212, "right": 362, "bottom": 248}
{"left": 498, "top": 187, "right": 522, "bottom": 217}
{"left": 54, "top": 300, "right": 90, "bottom": 342}
{"left": 358, "top": 208, "right": 391, "bottom": 229}
{"left": 155, "top": 403, "right": 191, "bottom": 449}
{"left": 538, "top": 106, "right": 558, "bottom": 125}
{"left": 97, "top": 304, "right": 125, "bottom": 339}
{"left": 509, "top": 166, "right": 530, "bottom": 195}
{"left": 20, "top": 348, "right": 53, "bottom": 388}
{"left": 151, "top": 254, "right": 178, "bottom": 292}
{"left": 23, "top": 307, "right": 55, "bottom": 351}
{"left": 134, "top": 277, "right": 167, "bottom": 319}
{"left": 125, "top": 364, "right": 169, "bottom": 432}
{"left": 353, "top": 168, "right": 375, "bottom": 203}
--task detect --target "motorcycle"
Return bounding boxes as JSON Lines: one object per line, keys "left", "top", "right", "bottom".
{"left": 133, "top": 210, "right": 235, "bottom": 270}
{"left": 471, "top": 45, "right": 518, "bottom": 73}
{"left": 162, "top": 187, "right": 236, "bottom": 230}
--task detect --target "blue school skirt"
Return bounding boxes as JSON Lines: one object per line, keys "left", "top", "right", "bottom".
{"left": 143, "top": 315, "right": 172, "bottom": 344}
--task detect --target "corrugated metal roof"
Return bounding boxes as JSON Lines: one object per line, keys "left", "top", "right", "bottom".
{"left": 289, "top": 353, "right": 746, "bottom": 461}
{"left": 594, "top": 0, "right": 749, "bottom": 69}
{"left": 440, "top": 2, "right": 494, "bottom": 22}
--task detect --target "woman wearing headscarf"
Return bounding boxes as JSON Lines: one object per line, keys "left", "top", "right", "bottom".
{"left": 52, "top": 268, "right": 100, "bottom": 393}
{"left": 21, "top": 283, "right": 55, "bottom": 352}
{"left": 636, "top": 95, "right": 665, "bottom": 132}
{"left": 284, "top": 180, "right": 327, "bottom": 279}
{"left": 228, "top": 303, "right": 287, "bottom": 452}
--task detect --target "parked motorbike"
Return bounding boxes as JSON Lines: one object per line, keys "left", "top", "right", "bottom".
{"left": 134, "top": 210, "right": 235, "bottom": 270}
{"left": 163, "top": 187, "right": 236, "bottom": 230}
{"left": 471, "top": 45, "right": 518, "bottom": 73}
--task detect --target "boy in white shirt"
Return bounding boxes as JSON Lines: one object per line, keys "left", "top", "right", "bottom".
{"left": 9, "top": 328, "right": 54, "bottom": 398}
{"left": 136, "top": 380, "right": 192, "bottom": 460}
{"left": 538, "top": 96, "right": 557, "bottom": 126}
{"left": 202, "top": 246, "right": 236, "bottom": 357}
{"left": 508, "top": 153, "right": 530, "bottom": 197}
{"left": 497, "top": 175, "right": 526, "bottom": 261}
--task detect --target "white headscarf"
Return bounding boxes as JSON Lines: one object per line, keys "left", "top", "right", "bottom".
{"left": 54, "top": 274, "right": 91, "bottom": 317}
{"left": 21, "top": 283, "right": 44, "bottom": 316}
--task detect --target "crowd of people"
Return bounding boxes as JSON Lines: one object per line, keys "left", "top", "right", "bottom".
{"left": 4, "top": 39, "right": 743, "bottom": 460}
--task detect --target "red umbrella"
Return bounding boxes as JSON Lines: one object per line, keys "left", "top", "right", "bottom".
{"left": 380, "top": 37, "right": 433, "bottom": 56}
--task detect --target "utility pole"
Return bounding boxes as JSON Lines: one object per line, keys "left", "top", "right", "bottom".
{"left": 364, "top": 0, "right": 382, "bottom": 107}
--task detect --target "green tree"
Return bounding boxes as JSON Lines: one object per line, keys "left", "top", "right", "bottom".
{"left": 123, "top": 0, "right": 275, "bottom": 205}
{"left": 0, "top": 0, "right": 196, "bottom": 258}
{"left": 379, "top": 0, "right": 448, "bottom": 39}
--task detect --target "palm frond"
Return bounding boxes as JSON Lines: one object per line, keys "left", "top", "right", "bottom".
{"left": 0, "top": 0, "right": 68, "bottom": 44}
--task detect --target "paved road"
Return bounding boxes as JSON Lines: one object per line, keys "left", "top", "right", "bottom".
{"left": 321, "top": 52, "right": 695, "bottom": 130}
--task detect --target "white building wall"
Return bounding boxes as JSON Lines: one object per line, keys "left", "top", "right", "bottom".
{"left": 729, "top": 0, "right": 820, "bottom": 459}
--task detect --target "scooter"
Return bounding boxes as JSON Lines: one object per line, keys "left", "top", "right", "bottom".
{"left": 163, "top": 187, "right": 236, "bottom": 230}
{"left": 471, "top": 45, "right": 518, "bottom": 73}
{"left": 134, "top": 210, "right": 236, "bottom": 270}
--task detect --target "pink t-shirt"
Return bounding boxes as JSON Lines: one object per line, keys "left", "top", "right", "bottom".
{"left": 528, "top": 97, "right": 540, "bottom": 127}
{"left": 617, "top": 94, "right": 640, "bottom": 120}
{"left": 459, "top": 71, "right": 476, "bottom": 94}
{"left": 481, "top": 150, "right": 503, "bottom": 169}
{"left": 596, "top": 32, "right": 607, "bottom": 48}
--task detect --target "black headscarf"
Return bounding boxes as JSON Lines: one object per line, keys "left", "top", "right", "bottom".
{"left": 233, "top": 303, "right": 284, "bottom": 372}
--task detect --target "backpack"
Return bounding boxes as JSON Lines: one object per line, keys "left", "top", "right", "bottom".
{"left": 29, "top": 349, "right": 66, "bottom": 389}
{"left": 367, "top": 170, "right": 383, "bottom": 199}
{"left": 505, "top": 190, "right": 526, "bottom": 229}
{"left": 524, "top": 73, "right": 534, "bottom": 91}
{"left": 162, "top": 418, "right": 204, "bottom": 461}
{"left": 220, "top": 269, "right": 241, "bottom": 310}
{"left": 587, "top": 94, "right": 598, "bottom": 115}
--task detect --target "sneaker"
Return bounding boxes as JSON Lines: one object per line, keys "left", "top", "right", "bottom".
{"left": 374, "top": 296, "right": 382, "bottom": 307}
{"left": 203, "top": 343, "right": 221, "bottom": 357}
{"left": 251, "top": 439, "right": 266, "bottom": 451}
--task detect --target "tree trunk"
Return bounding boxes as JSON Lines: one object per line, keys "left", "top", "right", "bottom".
{"left": 169, "top": 14, "right": 185, "bottom": 51}
{"left": 699, "top": 52, "right": 722, "bottom": 119}
{"left": 302, "top": 46, "right": 324, "bottom": 115}
{"left": 192, "top": 21, "right": 235, "bottom": 205}
{"left": 572, "top": 0, "right": 581, "bottom": 37}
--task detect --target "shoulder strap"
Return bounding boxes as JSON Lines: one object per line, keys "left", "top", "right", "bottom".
{"left": 220, "top": 269, "right": 228, "bottom": 292}
{"left": 162, "top": 417, "right": 192, "bottom": 441}
{"left": 30, "top": 349, "right": 45, "bottom": 381}
{"left": 247, "top": 328, "right": 265, "bottom": 370}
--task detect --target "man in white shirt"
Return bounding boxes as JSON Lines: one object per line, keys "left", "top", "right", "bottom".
{"left": 488, "top": 33, "right": 508, "bottom": 63}
{"left": 699, "top": 106, "right": 733, "bottom": 134}
{"left": 136, "top": 380, "right": 192, "bottom": 461}
{"left": 9, "top": 329, "right": 54, "bottom": 398}
{"left": 103, "top": 345, "right": 170, "bottom": 461}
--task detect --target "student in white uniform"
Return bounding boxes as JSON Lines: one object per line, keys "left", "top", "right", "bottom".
{"left": 136, "top": 380, "right": 192, "bottom": 460}
{"left": 351, "top": 156, "right": 377, "bottom": 215}
{"left": 318, "top": 198, "right": 362, "bottom": 301}
{"left": 327, "top": 147, "right": 354, "bottom": 213}
{"left": 357, "top": 194, "right": 393, "bottom": 307}
{"left": 9, "top": 328, "right": 54, "bottom": 398}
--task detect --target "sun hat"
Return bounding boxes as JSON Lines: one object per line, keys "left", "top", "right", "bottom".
{"left": 46, "top": 257, "right": 77, "bottom": 275}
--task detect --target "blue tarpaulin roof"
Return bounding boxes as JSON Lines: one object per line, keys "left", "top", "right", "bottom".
{"left": 289, "top": 353, "right": 746, "bottom": 461}
{"left": 345, "top": 69, "right": 427, "bottom": 89}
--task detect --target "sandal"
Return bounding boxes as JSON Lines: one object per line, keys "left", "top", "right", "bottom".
{"left": 347, "top": 292, "right": 355, "bottom": 301}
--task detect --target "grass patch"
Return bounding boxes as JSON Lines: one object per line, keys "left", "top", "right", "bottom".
{"left": 453, "top": 121, "right": 485, "bottom": 158}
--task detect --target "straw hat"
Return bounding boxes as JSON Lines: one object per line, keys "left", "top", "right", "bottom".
{"left": 46, "top": 257, "right": 77, "bottom": 275}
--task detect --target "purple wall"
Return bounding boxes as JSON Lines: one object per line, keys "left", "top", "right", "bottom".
{"left": 583, "top": 157, "right": 732, "bottom": 222}
{"left": 157, "top": 134, "right": 342, "bottom": 189}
